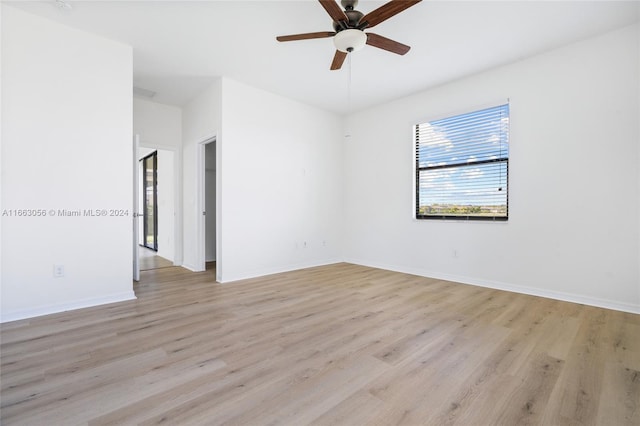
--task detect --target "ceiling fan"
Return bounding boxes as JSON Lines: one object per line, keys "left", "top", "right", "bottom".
{"left": 277, "top": 0, "right": 422, "bottom": 70}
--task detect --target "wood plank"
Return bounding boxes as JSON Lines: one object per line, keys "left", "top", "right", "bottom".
{"left": 596, "top": 362, "right": 640, "bottom": 425}
{"left": 1, "top": 263, "right": 638, "bottom": 425}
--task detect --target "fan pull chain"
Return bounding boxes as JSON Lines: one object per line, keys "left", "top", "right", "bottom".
{"left": 344, "top": 53, "right": 353, "bottom": 138}
{"left": 347, "top": 53, "right": 352, "bottom": 113}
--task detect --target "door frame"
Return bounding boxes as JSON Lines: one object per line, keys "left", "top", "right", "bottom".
{"left": 196, "top": 134, "right": 220, "bottom": 280}
{"left": 140, "top": 150, "right": 158, "bottom": 251}
{"left": 133, "top": 135, "right": 140, "bottom": 281}
{"left": 137, "top": 143, "right": 183, "bottom": 267}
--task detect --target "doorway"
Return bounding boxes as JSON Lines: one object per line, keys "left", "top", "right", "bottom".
{"left": 195, "top": 136, "right": 218, "bottom": 276}
{"left": 204, "top": 141, "right": 216, "bottom": 270}
{"left": 137, "top": 148, "right": 177, "bottom": 271}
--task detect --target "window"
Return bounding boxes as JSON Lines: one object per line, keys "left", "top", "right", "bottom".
{"left": 415, "top": 103, "right": 509, "bottom": 221}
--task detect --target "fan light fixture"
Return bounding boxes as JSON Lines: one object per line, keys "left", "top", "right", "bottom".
{"left": 333, "top": 29, "right": 367, "bottom": 53}
{"left": 276, "top": 0, "right": 421, "bottom": 70}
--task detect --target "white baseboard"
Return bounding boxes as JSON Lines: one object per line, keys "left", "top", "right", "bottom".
{"left": 180, "top": 263, "right": 202, "bottom": 273}
{"left": 0, "top": 291, "right": 137, "bottom": 323}
{"left": 6, "top": 261, "right": 633, "bottom": 323}
{"left": 343, "top": 257, "right": 640, "bottom": 315}
{"left": 218, "top": 257, "right": 343, "bottom": 284}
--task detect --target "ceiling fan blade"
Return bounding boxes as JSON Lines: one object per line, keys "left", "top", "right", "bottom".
{"left": 319, "top": 0, "right": 349, "bottom": 26}
{"left": 366, "top": 33, "right": 411, "bottom": 55}
{"left": 330, "top": 50, "right": 348, "bottom": 70}
{"left": 359, "top": 0, "right": 422, "bottom": 29}
{"left": 277, "top": 32, "right": 336, "bottom": 42}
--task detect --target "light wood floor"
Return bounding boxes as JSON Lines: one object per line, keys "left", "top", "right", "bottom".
{"left": 139, "top": 246, "right": 174, "bottom": 271}
{"left": 1, "top": 263, "right": 638, "bottom": 425}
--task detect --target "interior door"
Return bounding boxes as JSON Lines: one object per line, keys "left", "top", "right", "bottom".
{"left": 133, "top": 135, "right": 140, "bottom": 282}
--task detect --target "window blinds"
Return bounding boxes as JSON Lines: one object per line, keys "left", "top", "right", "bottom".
{"left": 415, "top": 103, "right": 509, "bottom": 220}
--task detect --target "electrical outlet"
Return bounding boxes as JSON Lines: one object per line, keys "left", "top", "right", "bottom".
{"left": 53, "top": 264, "right": 64, "bottom": 277}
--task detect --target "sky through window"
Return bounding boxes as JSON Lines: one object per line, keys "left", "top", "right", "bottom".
{"left": 415, "top": 103, "right": 509, "bottom": 220}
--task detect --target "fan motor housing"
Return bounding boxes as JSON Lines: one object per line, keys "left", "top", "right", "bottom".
{"left": 333, "top": 10, "right": 364, "bottom": 31}
{"left": 341, "top": 0, "right": 358, "bottom": 10}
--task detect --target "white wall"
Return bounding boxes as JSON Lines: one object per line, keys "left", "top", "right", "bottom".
{"left": 3, "top": 6, "right": 634, "bottom": 321}
{"left": 133, "top": 98, "right": 182, "bottom": 150}
{"left": 181, "top": 77, "right": 343, "bottom": 281}
{"left": 1, "top": 6, "right": 135, "bottom": 322}
{"left": 156, "top": 150, "right": 175, "bottom": 261}
{"left": 343, "top": 24, "right": 640, "bottom": 313}
{"left": 0, "top": 4, "right": 4, "bottom": 308}
{"left": 218, "top": 78, "right": 343, "bottom": 282}
{"left": 181, "top": 79, "right": 222, "bottom": 271}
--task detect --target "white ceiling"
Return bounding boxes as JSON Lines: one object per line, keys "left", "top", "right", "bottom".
{"left": 7, "top": 0, "right": 639, "bottom": 114}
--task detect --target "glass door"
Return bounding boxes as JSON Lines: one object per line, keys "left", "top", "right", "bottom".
{"left": 141, "top": 151, "right": 158, "bottom": 251}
